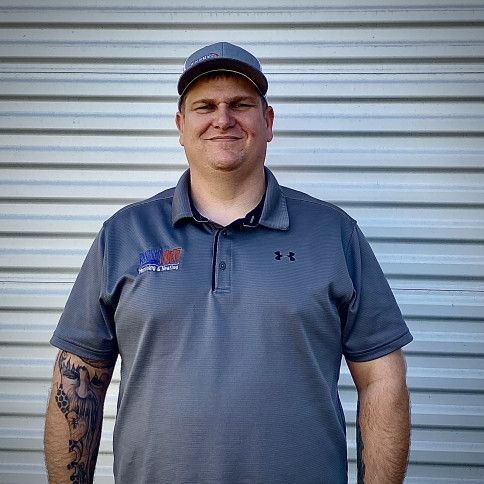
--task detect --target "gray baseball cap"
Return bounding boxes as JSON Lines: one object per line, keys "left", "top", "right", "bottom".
{"left": 177, "top": 42, "right": 268, "bottom": 98}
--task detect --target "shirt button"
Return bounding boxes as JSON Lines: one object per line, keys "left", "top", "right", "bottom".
{"left": 222, "top": 230, "right": 228, "bottom": 236}
{"left": 219, "top": 261, "right": 226, "bottom": 270}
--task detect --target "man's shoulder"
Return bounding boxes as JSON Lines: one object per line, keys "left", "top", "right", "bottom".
{"left": 280, "top": 185, "right": 356, "bottom": 225}
{"left": 104, "top": 186, "right": 176, "bottom": 227}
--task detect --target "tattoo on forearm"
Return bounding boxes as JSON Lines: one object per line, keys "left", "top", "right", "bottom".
{"left": 54, "top": 351, "right": 112, "bottom": 484}
{"left": 356, "top": 400, "right": 366, "bottom": 484}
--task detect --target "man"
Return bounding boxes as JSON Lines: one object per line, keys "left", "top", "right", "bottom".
{"left": 44, "top": 42, "right": 412, "bottom": 483}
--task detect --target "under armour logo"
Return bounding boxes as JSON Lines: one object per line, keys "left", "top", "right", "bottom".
{"left": 274, "top": 251, "right": 296, "bottom": 261}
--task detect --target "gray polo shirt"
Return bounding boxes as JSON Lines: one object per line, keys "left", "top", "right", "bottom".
{"left": 51, "top": 167, "right": 412, "bottom": 483}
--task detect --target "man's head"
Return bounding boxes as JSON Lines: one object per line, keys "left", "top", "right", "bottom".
{"left": 176, "top": 43, "right": 274, "bottom": 177}
{"left": 177, "top": 42, "right": 268, "bottom": 110}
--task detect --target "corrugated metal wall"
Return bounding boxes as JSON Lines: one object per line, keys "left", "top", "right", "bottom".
{"left": 0, "top": 1, "right": 483, "bottom": 482}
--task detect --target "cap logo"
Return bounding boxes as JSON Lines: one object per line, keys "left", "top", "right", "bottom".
{"left": 188, "top": 52, "right": 220, "bottom": 69}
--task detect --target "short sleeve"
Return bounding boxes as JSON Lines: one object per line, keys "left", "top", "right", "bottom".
{"left": 50, "top": 225, "right": 118, "bottom": 361}
{"left": 342, "top": 224, "right": 412, "bottom": 362}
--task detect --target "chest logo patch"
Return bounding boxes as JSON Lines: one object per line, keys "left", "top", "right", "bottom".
{"left": 274, "top": 251, "right": 296, "bottom": 261}
{"left": 138, "top": 247, "right": 182, "bottom": 274}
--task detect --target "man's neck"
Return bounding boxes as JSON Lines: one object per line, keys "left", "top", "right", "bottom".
{"left": 189, "top": 166, "right": 266, "bottom": 227}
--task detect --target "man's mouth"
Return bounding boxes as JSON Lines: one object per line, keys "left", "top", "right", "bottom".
{"left": 206, "top": 136, "right": 242, "bottom": 141}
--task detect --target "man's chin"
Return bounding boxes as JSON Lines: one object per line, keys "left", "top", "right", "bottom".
{"left": 209, "top": 158, "right": 245, "bottom": 173}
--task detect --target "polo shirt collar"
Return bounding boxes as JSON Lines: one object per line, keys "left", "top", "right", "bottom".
{"left": 259, "top": 167, "right": 289, "bottom": 230}
{"left": 171, "top": 169, "right": 193, "bottom": 224}
{"left": 190, "top": 187, "right": 265, "bottom": 227}
{"left": 171, "top": 167, "right": 289, "bottom": 231}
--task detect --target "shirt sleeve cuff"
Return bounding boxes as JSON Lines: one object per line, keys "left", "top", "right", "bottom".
{"left": 344, "top": 330, "right": 413, "bottom": 362}
{"left": 50, "top": 333, "right": 118, "bottom": 362}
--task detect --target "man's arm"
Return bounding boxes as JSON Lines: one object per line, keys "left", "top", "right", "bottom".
{"left": 44, "top": 350, "right": 115, "bottom": 483}
{"left": 347, "top": 349, "right": 411, "bottom": 484}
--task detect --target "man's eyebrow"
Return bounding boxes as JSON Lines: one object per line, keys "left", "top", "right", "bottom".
{"left": 190, "top": 95, "right": 258, "bottom": 105}
{"left": 229, "top": 95, "right": 258, "bottom": 103}
{"left": 190, "top": 98, "right": 214, "bottom": 105}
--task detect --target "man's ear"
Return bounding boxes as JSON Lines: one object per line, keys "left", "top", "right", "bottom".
{"left": 175, "top": 111, "right": 185, "bottom": 147}
{"left": 265, "top": 106, "right": 275, "bottom": 143}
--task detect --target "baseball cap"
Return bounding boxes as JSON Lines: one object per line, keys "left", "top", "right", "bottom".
{"left": 177, "top": 42, "right": 268, "bottom": 99}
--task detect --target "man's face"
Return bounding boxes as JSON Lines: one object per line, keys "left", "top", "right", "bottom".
{"left": 176, "top": 74, "right": 274, "bottom": 176}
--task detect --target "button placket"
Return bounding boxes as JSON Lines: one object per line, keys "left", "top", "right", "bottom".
{"left": 213, "top": 228, "right": 231, "bottom": 292}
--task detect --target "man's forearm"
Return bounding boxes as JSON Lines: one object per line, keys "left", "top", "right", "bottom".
{"left": 44, "top": 350, "right": 114, "bottom": 483}
{"left": 356, "top": 379, "right": 410, "bottom": 483}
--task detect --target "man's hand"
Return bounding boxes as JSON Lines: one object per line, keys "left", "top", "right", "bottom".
{"left": 347, "top": 350, "right": 410, "bottom": 483}
{"left": 44, "top": 350, "right": 115, "bottom": 483}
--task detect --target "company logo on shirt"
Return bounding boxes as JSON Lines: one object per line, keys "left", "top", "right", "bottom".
{"left": 274, "top": 251, "right": 296, "bottom": 261}
{"left": 138, "top": 247, "right": 182, "bottom": 274}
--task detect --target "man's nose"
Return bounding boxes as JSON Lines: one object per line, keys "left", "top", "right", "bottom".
{"left": 213, "top": 105, "right": 234, "bottom": 129}
{"left": 76, "top": 367, "right": 91, "bottom": 399}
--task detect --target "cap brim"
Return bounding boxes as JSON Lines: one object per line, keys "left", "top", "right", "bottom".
{"left": 177, "top": 57, "right": 268, "bottom": 97}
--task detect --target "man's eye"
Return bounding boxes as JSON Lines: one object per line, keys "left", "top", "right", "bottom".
{"left": 62, "top": 368, "right": 79, "bottom": 380}
{"left": 233, "top": 103, "right": 253, "bottom": 109}
{"left": 91, "top": 373, "right": 109, "bottom": 388}
{"left": 194, "top": 105, "right": 212, "bottom": 112}
{"left": 91, "top": 375, "right": 103, "bottom": 387}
